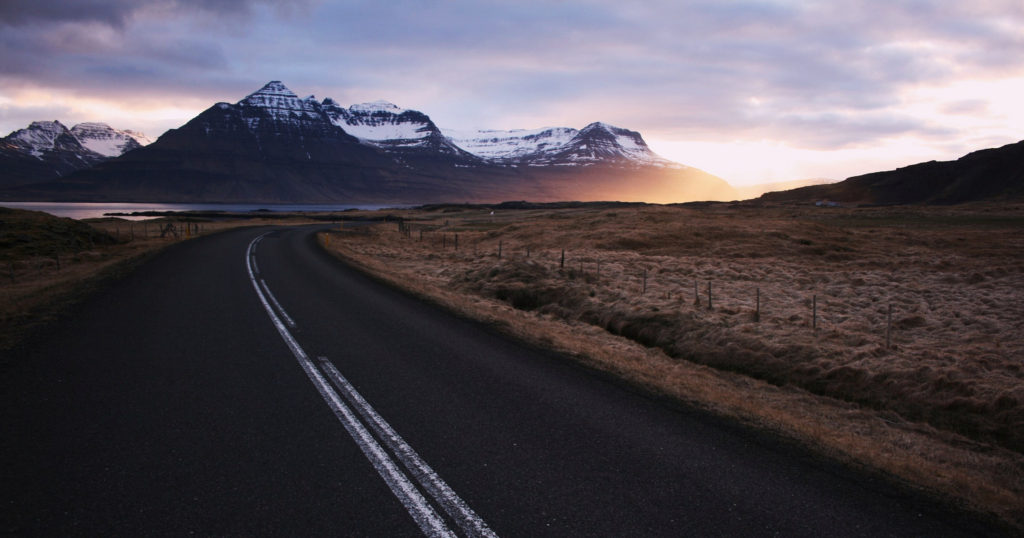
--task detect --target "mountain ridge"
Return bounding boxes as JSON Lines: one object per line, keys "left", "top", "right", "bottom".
{"left": 0, "top": 80, "right": 735, "bottom": 203}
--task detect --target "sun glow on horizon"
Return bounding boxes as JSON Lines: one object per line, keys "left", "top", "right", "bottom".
{"left": 648, "top": 74, "right": 1024, "bottom": 187}
{"left": 645, "top": 138, "right": 963, "bottom": 187}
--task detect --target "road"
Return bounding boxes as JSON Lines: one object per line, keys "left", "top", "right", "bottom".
{"left": 1, "top": 224, "right": 1003, "bottom": 536}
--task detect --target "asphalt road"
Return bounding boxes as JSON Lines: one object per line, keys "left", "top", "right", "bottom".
{"left": 1, "top": 224, "right": 1004, "bottom": 536}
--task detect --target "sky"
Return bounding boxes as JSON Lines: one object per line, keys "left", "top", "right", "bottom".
{"left": 1, "top": 0, "right": 1022, "bottom": 186}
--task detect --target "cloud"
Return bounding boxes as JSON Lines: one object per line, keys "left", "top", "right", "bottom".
{"left": 1, "top": 0, "right": 1022, "bottom": 162}
{"left": 0, "top": 0, "right": 312, "bottom": 28}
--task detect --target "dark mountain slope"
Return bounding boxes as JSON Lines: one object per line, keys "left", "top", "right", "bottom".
{"left": 761, "top": 139, "right": 1024, "bottom": 205}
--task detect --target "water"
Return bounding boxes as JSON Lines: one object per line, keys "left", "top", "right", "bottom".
{"left": 0, "top": 202, "right": 407, "bottom": 220}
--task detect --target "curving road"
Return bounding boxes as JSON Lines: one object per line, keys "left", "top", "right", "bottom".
{"left": 1, "top": 225, "right": 1003, "bottom": 536}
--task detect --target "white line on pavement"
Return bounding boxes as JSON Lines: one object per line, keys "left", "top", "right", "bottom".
{"left": 259, "top": 278, "right": 296, "bottom": 328}
{"left": 317, "top": 356, "right": 497, "bottom": 538}
{"left": 245, "top": 233, "right": 494, "bottom": 537}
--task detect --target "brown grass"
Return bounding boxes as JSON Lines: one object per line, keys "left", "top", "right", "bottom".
{"left": 320, "top": 202, "right": 1024, "bottom": 530}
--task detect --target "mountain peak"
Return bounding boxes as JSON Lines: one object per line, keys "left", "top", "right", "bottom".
{"left": 10, "top": 121, "right": 74, "bottom": 156}
{"left": 581, "top": 121, "right": 615, "bottom": 132}
{"left": 236, "top": 80, "right": 326, "bottom": 126}
{"left": 25, "top": 120, "right": 70, "bottom": 134}
{"left": 250, "top": 80, "right": 296, "bottom": 98}
{"left": 240, "top": 81, "right": 303, "bottom": 109}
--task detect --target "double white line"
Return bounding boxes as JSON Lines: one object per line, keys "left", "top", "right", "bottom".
{"left": 246, "top": 233, "right": 495, "bottom": 538}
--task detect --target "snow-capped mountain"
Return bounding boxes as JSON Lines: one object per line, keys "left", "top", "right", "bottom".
{"left": 70, "top": 123, "right": 152, "bottom": 158}
{"left": 4, "top": 121, "right": 99, "bottom": 160}
{"left": 2, "top": 80, "right": 736, "bottom": 203}
{"left": 0, "top": 120, "right": 153, "bottom": 187}
{"left": 1, "top": 121, "right": 105, "bottom": 187}
{"left": 444, "top": 122, "right": 682, "bottom": 168}
{"left": 131, "top": 80, "right": 386, "bottom": 170}
{"left": 323, "top": 99, "right": 478, "bottom": 160}
{"left": 234, "top": 80, "right": 338, "bottom": 139}
{"left": 545, "top": 122, "right": 682, "bottom": 167}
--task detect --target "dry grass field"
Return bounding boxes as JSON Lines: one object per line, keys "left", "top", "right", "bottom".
{"left": 321, "top": 202, "right": 1024, "bottom": 529}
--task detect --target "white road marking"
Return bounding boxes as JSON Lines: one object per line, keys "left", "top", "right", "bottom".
{"left": 318, "top": 356, "right": 497, "bottom": 538}
{"left": 259, "top": 278, "right": 296, "bottom": 328}
{"left": 245, "top": 233, "right": 493, "bottom": 537}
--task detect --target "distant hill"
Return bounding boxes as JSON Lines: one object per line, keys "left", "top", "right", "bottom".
{"left": 760, "top": 140, "right": 1024, "bottom": 205}
{"left": 0, "top": 81, "right": 735, "bottom": 204}
{"left": 732, "top": 178, "right": 834, "bottom": 200}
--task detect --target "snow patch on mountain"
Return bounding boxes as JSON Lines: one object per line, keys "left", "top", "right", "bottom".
{"left": 71, "top": 122, "right": 153, "bottom": 157}
{"left": 443, "top": 127, "right": 577, "bottom": 160}
{"left": 324, "top": 99, "right": 432, "bottom": 143}
{"left": 349, "top": 100, "right": 407, "bottom": 115}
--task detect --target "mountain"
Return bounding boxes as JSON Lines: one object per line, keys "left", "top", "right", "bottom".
{"left": 733, "top": 178, "right": 835, "bottom": 200}
{"left": 0, "top": 121, "right": 151, "bottom": 188}
{"left": 447, "top": 122, "right": 735, "bottom": 203}
{"left": 1, "top": 81, "right": 735, "bottom": 204}
{"left": 70, "top": 123, "right": 152, "bottom": 158}
{"left": 444, "top": 122, "right": 681, "bottom": 168}
{"left": 760, "top": 140, "right": 1024, "bottom": 205}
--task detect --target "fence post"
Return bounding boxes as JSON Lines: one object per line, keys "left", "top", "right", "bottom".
{"left": 812, "top": 294, "right": 817, "bottom": 331}
{"left": 886, "top": 303, "right": 893, "bottom": 349}
{"left": 755, "top": 287, "right": 760, "bottom": 322}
